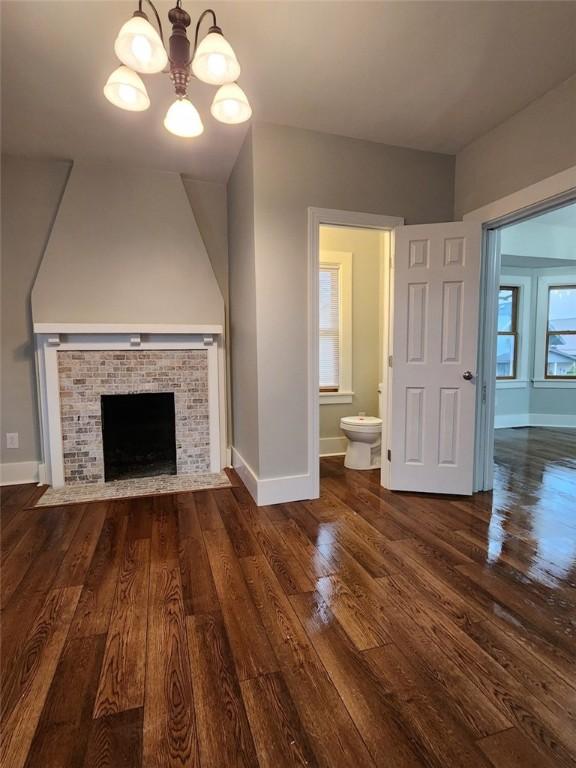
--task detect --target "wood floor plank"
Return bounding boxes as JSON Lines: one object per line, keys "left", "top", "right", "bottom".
{"left": 178, "top": 533, "right": 219, "bottom": 615}
{"left": 462, "top": 619, "right": 576, "bottom": 729}
{"left": 0, "top": 586, "right": 82, "bottom": 768}
{"left": 375, "top": 574, "right": 512, "bottom": 738}
{"left": 456, "top": 562, "right": 576, "bottom": 655}
{"left": 213, "top": 487, "right": 259, "bottom": 557}
{"left": 83, "top": 708, "right": 143, "bottom": 768}
{"left": 240, "top": 672, "right": 319, "bottom": 768}
{"left": 289, "top": 590, "right": 428, "bottom": 767}
{"left": 24, "top": 634, "right": 106, "bottom": 768}
{"left": 142, "top": 503, "right": 198, "bottom": 768}
{"left": 193, "top": 489, "right": 224, "bottom": 531}
{"left": 186, "top": 612, "right": 259, "bottom": 767}
{"left": 53, "top": 503, "right": 107, "bottom": 587}
{"left": 125, "top": 497, "right": 154, "bottom": 542}
{"left": 70, "top": 514, "right": 128, "bottom": 638}
{"left": 241, "top": 554, "right": 376, "bottom": 768}
{"left": 93, "top": 538, "right": 150, "bottom": 717}
{"left": 252, "top": 520, "right": 314, "bottom": 595}
{"left": 364, "top": 643, "right": 494, "bottom": 768}
{"left": 203, "top": 527, "right": 278, "bottom": 681}
{"left": 275, "top": 519, "right": 337, "bottom": 580}
{"left": 477, "top": 727, "right": 558, "bottom": 768}
{"left": 379, "top": 572, "right": 576, "bottom": 766}
{"left": 315, "top": 573, "right": 391, "bottom": 651}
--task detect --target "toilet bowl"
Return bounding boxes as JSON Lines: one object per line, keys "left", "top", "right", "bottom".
{"left": 340, "top": 416, "right": 382, "bottom": 470}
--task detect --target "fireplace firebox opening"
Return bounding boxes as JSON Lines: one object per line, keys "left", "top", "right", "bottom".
{"left": 101, "top": 392, "right": 177, "bottom": 481}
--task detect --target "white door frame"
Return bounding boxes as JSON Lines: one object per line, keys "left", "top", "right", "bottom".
{"left": 307, "top": 208, "right": 404, "bottom": 498}
{"left": 464, "top": 166, "right": 576, "bottom": 491}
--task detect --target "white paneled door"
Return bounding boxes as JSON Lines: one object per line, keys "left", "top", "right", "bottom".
{"left": 389, "top": 222, "right": 482, "bottom": 494}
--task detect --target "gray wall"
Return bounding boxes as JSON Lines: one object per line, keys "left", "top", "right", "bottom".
{"left": 1, "top": 155, "right": 228, "bottom": 467}
{"left": 229, "top": 122, "right": 455, "bottom": 481}
{"left": 227, "top": 132, "right": 260, "bottom": 474}
{"left": 455, "top": 74, "right": 576, "bottom": 218}
{"left": 183, "top": 178, "right": 229, "bottom": 307}
{"left": 1, "top": 156, "right": 71, "bottom": 464}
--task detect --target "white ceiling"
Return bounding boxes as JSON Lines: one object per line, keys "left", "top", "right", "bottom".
{"left": 2, "top": 1, "right": 576, "bottom": 182}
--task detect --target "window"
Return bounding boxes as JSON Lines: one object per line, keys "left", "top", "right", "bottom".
{"left": 545, "top": 285, "right": 576, "bottom": 378}
{"left": 319, "top": 266, "right": 340, "bottom": 391}
{"left": 496, "top": 286, "right": 519, "bottom": 379}
{"left": 319, "top": 251, "right": 352, "bottom": 401}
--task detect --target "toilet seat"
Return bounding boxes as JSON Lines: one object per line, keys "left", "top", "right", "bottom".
{"left": 340, "top": 416, "right": 382, "bottom": 433}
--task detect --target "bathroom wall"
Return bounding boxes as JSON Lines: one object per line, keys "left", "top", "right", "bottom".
{"left": 319, "top": 226, "right": 383, "bottom": 455}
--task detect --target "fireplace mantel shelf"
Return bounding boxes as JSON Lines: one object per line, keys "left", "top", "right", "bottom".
{"left": 34, "top": 323, "right": 223, "bottom": 335}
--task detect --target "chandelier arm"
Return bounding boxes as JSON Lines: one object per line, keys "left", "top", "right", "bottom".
{"left": 192, "top": 8, "right": 218, "bottom": 58}
{"left": 138, "top": 0, "right": 166, "bottom": 46}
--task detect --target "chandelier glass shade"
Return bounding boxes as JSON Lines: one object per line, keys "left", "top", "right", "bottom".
{"left": 104, "top": 2, "right": 251, "bottom": 138}
{"left": 114, "top": 14, "right": 168, "bottom": 74}
{"left": 104, "top": 66, "right": 151, "bottom": 111}
{"left": 191, "top": 31, "right": 240, "bottom": 85}
{"left": 211, "top": 82, "right": 251, "bottom": 124}
{"left": 164, "top": 97, "right": 204, "bottom": 137}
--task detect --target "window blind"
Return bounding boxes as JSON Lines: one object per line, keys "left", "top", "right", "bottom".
{"left": 319, "top": 266, "right": 340, "bottom": 389}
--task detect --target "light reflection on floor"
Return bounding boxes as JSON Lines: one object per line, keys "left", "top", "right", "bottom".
{"left": 489, "top": 428, "right": 576, "bottom": 589}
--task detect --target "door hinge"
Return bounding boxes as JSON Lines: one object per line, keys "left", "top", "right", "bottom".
{"left": 388, "top": 355, "right": 393, "bottom": 367}
{"left": 482, "top": 384, "right": 487, "bottom": 403}
{"left": 387, "top": 449, "right": 392, "bottom": 462}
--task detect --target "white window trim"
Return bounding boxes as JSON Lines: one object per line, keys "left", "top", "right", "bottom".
{"left": 534, "top": 270, "right": 576, "bottom": 389}
{"left": 496, "top": 274, "right": 531, "bottom": 388}
{"left": 319, "top": 250, "right": 353, "bottom": 404}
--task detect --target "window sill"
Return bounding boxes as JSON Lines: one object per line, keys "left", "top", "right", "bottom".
{"left": 532, "top": 379, "right": 576, "bottom": 389}
{"left": 496, "top": 379, "right": 529, "bottom": 390}
{"left": 320, "top": 390, "right": 354, "bottom": 404}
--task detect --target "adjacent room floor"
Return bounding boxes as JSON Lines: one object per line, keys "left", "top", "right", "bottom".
{"left": 1, "top": 428, "right": 575, "bottom": 768}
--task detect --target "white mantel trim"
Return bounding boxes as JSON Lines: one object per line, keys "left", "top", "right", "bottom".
{"left": 35, "top": 330, "right": 225, "bottom": 488}
{"left": 34, "top": 323, "right": 223, "bottom": 335}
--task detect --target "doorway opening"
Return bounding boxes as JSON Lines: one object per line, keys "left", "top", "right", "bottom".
{"left": 475, "top": 196, "right": 576, "bottom": 492}
{"left": 308, "top": 209, "right": 403, "bottom": 498}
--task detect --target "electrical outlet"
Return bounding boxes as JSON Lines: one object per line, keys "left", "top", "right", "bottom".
{"left": 6, "top": 433, "right": 19, "bottom": 449}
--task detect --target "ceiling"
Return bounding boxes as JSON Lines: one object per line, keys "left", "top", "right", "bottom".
{"left": 2, "top": 1, "right": 576, "bottom": 182}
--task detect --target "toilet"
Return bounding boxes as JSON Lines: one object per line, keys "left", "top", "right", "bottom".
{"left": 340, "top": 385, "right": 383, "bottom": 470}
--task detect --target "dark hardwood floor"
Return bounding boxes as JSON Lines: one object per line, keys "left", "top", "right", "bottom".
{"left": 1, "top": 426, "right": 575, "bottom": 767}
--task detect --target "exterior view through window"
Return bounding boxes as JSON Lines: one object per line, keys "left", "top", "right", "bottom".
{"left": 497, "top": 286, "right": 519, "bottom": 379}
{"left": 546, "top": 285, "right": 576, "bottom": 378}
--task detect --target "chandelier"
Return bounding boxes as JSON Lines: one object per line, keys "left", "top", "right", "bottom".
{"left": 104, "top": 1, "right": 251, "bottom": 137}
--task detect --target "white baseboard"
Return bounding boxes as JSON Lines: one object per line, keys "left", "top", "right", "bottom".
{"left": 231, "top": 447, "right": 313, "bottom": 506}
{"left": 495, "top": 414, "right": 529, "bottom": 429}
{"left": 530, "top": 414, "right": 576, "bottom": 428}
{"left": 0, "top": 460, "right": 40, "bottom": 486}
{"left": 320, "top": 436, "right": 347, "bottom": 456}
{"left": 495, "top": 413, "right": 576, "bottom": 429}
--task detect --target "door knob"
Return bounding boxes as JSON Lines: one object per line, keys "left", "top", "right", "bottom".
{"left": 462, "top": 370, "right": 473, "bottom": 381}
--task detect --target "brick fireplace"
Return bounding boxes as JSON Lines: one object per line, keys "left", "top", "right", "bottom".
{"left": 59, "top": 349, "right": 210, "bottom": 483}
{"left": 34, "top": 326, "right": 225, "bottom": 488}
